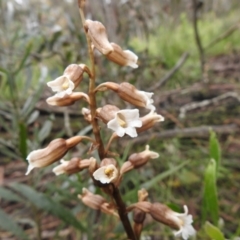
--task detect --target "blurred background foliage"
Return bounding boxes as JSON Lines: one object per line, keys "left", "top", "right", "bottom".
{"left": 0, "top": 0, "right": 240, "bottom": 239}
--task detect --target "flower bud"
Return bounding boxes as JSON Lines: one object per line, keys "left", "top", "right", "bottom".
{"left": 26, "top": 136, "right": 83, "bottom": 175}
{"left": 52, "top": 157, "right": 93, "bottom": 175}
{"left": 128, "top": 201, "right": 152, "bottom": 213}
{"left": 47, "top": 64, "right": 84, "bottom": 98}
{"left": 82, "top": 108, "right": 92, "bottom": 122}
{"left": 121, "top": 145, "right": 159, "bottom": 174}
{"left": 84, "top": 20, "right": 113, "bottom": 55}
{"left": 133, "top": 189, "right": 149, "bottom": 239}
{"left": 106, "top": 43, "right": 138, "bottom": 68}
{"left": 88, "top": 157, "right": 98, "bottom": 175}
{"left": 138, "top": 188, "right": 149, "bottom": 202}
{"left": 78, "top": 188, "right": 106, "bottom": 210}
{"left": 78, "top": 188, "right": 118, "bottom": 216}
{"left": 137, "top": 112, "right": 164, "bottom": 133}
{"left": 128, "top": 145, "right": 159, "bottom": 168}
{"left": 100, "top": 158, "right": 118, "bottom": 167}
{"left": 96, "top": 105, "right": 120, "bottom": 124}
{"left": 133, "top": 208, "right": 146, "bottom": 224}
{"left": 46, "top": 92, "right": 89, "bottom": 106}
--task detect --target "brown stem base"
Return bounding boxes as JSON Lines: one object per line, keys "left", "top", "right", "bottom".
{"left": 112, "top": 186, "right": 136, "bottom": 240}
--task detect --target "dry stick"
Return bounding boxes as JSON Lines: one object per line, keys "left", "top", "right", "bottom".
{"left": 205, "top": 23, "right": 240, "bottom": 50}
{"left": 78, "top": 1, "right": 136, "bottom": 239}
{"left": 179, "top": 91, "right": 240, "bottom": 119}
{"left": 78, "top": 0, "right": 105, "bottom": 159}
{"left": 148, "top": 52, "right": 189, "bottom": 92}
{"left": 192, "top": 0, "right": 205, "bottom": 80}
{"left": 131, "top": 124, "right": 239, "bottom": 145}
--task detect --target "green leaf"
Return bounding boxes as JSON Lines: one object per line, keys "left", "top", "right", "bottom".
{"left": 20, "top": 66, "right": 47, "bottom": 120}
{"left": 141, "top": 161, "right": 189, "bottom": 189}
{"left": 19, "top": 122, "right": 28, "bottom": 159}
{"left": 209, "top": 131, "right": 221, "bottom": 172}
{"left": 10, "top": 183, "right": 86, "bottom": 231}
{"left": 0, "top": 187, "right": 23, "bottom": 202}
{"left": 202, "top": 159, "right": 219, "bottom": 225}
{"left": 0, "top": 208, "right": 29, "bottom": 240}
{"left": 38, "top": 119, "right": 53, "bottom": 142}
{"left": 14, "top": 42, "right": 33, "bottom": 75}
{"left": 204, "top": 221, "right": 225, "bottom": 240}
{"left": 124, "top": 161, "right": 189, "bottom": 200}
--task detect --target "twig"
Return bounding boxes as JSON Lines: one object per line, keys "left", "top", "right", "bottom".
{"left": 205, "top": 23, "right": 240, "bottom": 50}
{"left": 192, "top": 0, "right": 205, "bottom": 79}
{"left": 131, "top": 124, "right": 239, "bottom": 144}
{"left": 148, "top": 52, "right": 189, "bottom": 92}
{"left": 179, "top": 91, "right": 240, "bottom": 118}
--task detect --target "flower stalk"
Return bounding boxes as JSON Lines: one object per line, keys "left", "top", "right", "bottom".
{"left": 79, "top": 1, "right": 105, "bottom": 159}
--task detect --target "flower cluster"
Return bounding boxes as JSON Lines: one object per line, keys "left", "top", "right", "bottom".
{"left": 25, "top": 4, "right": 195, "bottom": 240}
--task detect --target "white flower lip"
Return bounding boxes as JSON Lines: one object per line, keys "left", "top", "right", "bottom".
{"left": 107, "top": 109, "right": 142, "bottom": 138}
{"left": 138, "top": 91, "right": 155, "bottom": 111}
{"left": 47, "top": 75, "right": 75, "bottom": 98}
{"left": 93, "top": 164, "right": 118, "bottom": 184}
{"left": 173, "top": 205, "right": 196, "bottom": 240}
{"left": 25, "top": 149, "right": 44, "bottom": 175}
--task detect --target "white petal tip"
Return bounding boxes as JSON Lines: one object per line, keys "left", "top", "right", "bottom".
{"left": 25, "top": 164, "right": 34, "bottom": 175}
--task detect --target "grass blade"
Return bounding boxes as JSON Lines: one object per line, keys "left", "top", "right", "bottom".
{"left": 209, "top": 131, "right": 221, "bottom": 172}
{"left": 204, "top": 221, "right": 225, "bottom": 240}
{"left": 0, "top": 208, "right": 29, "bottom": 240}
{"left": 10, "top": 183, "right": 86, "bottom": 231}
{"left": 202, "top": 159, "right": 219, "bottom": 225}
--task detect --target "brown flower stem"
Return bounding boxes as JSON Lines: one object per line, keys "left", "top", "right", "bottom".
{"left": 112, "top": 186, "right": 137, "bottom": 240}
{"left": 78, "top": 1, "right": 105, "bottom": 159}
{"left": 105, "top": 133, "right": 118, "bottom": 155}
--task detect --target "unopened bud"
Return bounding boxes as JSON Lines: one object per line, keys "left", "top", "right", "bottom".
{"left": 138, "top": 188, "right": 149, "bottom": 202}
{"left": 128, "top": 145, "right": 159, "bottom": 168}
{"left": 53, "top": 158, "right": 80, "bottom": 175}
{"left": 78, "top": 188, "right": 106, "bottom": 210}
{"left": 100, "top": 158, "right": 118, "bottom": 167}
{"left": 52, "top": 157, "right": 93, "bottom": 175}
{"left": 106, "top": 43, "right": 138, "bottom": 68}
{"left": 82, "top": 108, "right": 92, "bottom": 122}
{"left": 88, "top": 157, "right": 98, "bottom": 175}
{"left": 78, "top": 188, "right": 118, "bottom": 216}
{"left": 46, "top": 92, "right": 89, "bottom": 106}
{"left": 121, "top": 145, "right": 159, "bottom": 174}
{"left": 84, "top": 20, "right": 113, "bottom": 55}
{"left": 137, "top": 112, "right": 164, "bottom": 133}
{"left": 96, "top": 105, "right": 120, "bottom": 124}
{"left": 127, "top": 201, "right": 152, "bottom": 213}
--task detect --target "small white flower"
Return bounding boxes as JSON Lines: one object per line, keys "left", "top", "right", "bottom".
{"left": 172, "top": 205, "right": 196, "bottom": 240}
{"left": 138, "top": 91, "right": 155, "bottom": 112}
{"left": 107, "top": 109, "right": 142, "bottom": 138}
{"left": 47, "top": 75, "right": 75, "bottom": 98}
{"left": 93, "top": 164, "right": 118, "bottom": 184}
